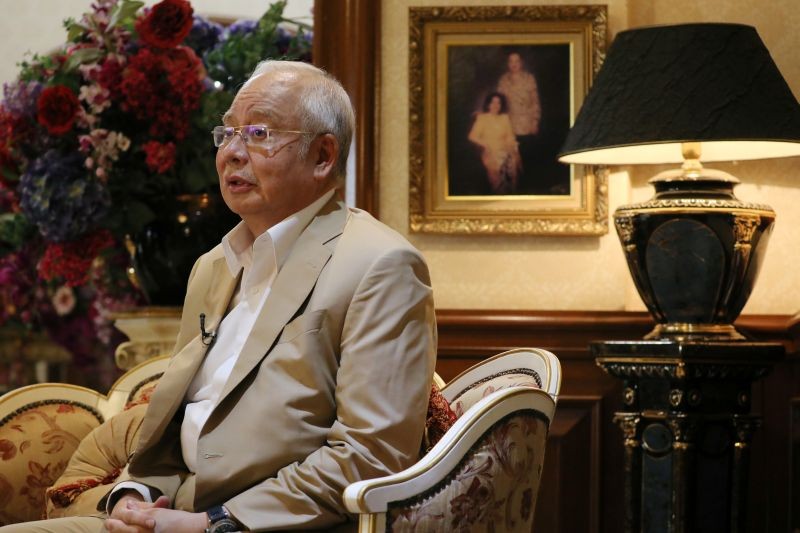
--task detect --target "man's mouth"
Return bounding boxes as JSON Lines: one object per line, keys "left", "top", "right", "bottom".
{"left": 226, "top": 175, "right": 256, "bottom": 192}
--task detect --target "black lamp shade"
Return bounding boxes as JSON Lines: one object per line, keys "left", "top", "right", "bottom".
{"left": 559, "top": 23, "right": 800, "bottom": 164}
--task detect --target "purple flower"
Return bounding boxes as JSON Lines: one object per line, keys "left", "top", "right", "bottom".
{"left": 2, "top": 80, "right": 43, "bottom": 118}
{"left": 18, "top": 150, "right": 110, "bottom": 242}
{"left": 0, "top": 246, "right": 38, "bottom": 327}
{"left": 224, "top": 19, "right": 258, "bottom": 38}
{"left": 275, "top": 26, "right": 292, "bottom": 54}
{"left": 185, "top": 15, "right": 223, "bottom": 56}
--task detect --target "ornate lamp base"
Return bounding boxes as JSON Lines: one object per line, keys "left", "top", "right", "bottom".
{"left": 594, "top": 339, "right": 783, "bottom": 533}
{"left": 614, "top": 169, "right": 774, "bottom": 342}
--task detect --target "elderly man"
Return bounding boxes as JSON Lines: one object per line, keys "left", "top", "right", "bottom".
{"left": 3, "top": 60, "right": 436, "bottom": 532}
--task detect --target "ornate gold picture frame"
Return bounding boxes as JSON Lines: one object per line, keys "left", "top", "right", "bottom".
{"left": 409, "top": 5, "right": 608, "bottom": 235}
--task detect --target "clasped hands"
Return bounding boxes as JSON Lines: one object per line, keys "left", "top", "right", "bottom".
{"left": 107, "top": 493, "right": 208, "bottom": 533}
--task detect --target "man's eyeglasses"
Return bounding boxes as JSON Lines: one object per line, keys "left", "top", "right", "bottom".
{"left": 212, "top": 125, "right": 311, "bottom": 149}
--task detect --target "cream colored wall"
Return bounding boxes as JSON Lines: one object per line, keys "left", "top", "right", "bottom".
{"left": 380, "top": 0, "right": 800, "bottom": 314}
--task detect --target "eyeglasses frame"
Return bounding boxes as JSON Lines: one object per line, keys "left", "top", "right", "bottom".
{"left": 212, "top": 124, "right": 313, "bottom": 149}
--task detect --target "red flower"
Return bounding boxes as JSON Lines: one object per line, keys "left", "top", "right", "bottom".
{"left": 136, "top": 0, "right": 194, "bottom": 49}
{"left": 120, "top": 47, "right": 203, "bottom": 139}
{"left": 38, "top": 231, "right": 114, "bottom": 287}
{"left": 36, "top": 86, "right": 80, "bottom": 136}
{"left": 143, "top": 141, "right": 176, "bottom": 174}
{"left": 97, "top": 56, "right": 124, "bottom": 96}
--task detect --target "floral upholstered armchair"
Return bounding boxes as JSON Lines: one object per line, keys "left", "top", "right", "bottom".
{"left": 0, "top": 356, "right": 168, "bottom": 525}
{"left": 345, "top": 348, "right": 561, "bottom": 533}
{"left": 1, "top": 348, "right": 560, "bottom": 531}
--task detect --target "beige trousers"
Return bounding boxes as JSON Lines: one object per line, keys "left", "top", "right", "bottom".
{"left": 0, "top": 516, "right": 106, "bottom": 532}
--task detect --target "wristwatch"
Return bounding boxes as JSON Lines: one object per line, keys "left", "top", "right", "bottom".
{"left": 204, "top": 505, "right": 240, "bottom": 532}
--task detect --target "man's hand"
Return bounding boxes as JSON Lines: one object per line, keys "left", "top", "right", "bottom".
{"left": 107, "top": 492, "right": 163, "bottom": 533}
{"left": 107, "top": 495, "right": 209, "bottom": 533}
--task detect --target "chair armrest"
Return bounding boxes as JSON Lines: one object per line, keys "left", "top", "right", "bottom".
{"left": 344, "top": 386, "right": 555, "bottom": 514}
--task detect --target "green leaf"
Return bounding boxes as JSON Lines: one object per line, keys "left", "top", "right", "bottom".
{"left": 113, "top": 200, "right": 156, "bottom": 237}
{"left": 63, "top": 47, "right": 104, "bottom": 72}
{"left": 260, "top": 1, "right": 287, "bottom": 25}
{"left": 1, "top": 166, "right": 20, "bottom": 183}
{"left": 0, "top": 213, "right": 34, "bottom": 250}
{"left": 66, "top": 21, "right": 89, "bottom": 42}
{"left": 183, "top": 158, "right": 219, "bottom": 193}
{"left": 108, "top": 0, "right": 144, "bottom": 30}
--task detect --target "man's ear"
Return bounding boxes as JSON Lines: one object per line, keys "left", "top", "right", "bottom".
{"left": 313, "top": 133, "right": 338, "bottom": 181}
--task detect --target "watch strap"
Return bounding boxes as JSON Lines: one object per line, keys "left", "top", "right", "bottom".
{"left": 206, "top": 505, "right": 229, "bottom": 524}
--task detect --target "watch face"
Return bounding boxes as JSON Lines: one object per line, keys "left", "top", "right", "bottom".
{"left": 211, "top": 518, "right": 240, "bottom": 532}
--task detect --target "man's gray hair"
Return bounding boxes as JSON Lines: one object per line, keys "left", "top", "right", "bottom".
{"left": 249, "top": 60, "right": 354, "bottom": 181}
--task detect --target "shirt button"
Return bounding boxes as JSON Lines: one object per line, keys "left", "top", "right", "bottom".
{"left": 249, "top": 287, "right": 259, "bottom": 296}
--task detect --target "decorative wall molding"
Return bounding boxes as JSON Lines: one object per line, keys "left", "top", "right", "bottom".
{"left": 435, "top": 309, "right": 796, "bottom": 362}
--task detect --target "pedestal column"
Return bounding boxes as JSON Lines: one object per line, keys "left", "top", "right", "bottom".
{"left": 593, "top": 340, "right": 783, "bottom": 533}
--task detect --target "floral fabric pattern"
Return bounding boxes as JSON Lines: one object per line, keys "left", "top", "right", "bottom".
{"left": 388, "top": 413, "right": 548, "bottom": 533}
{"left": 124, "top": 380, "right": 159, "bottom": 410}
{"left": 387, "top": 371, "right": 546, "bottom": 532}
{"left": 0, "top": 403, "right": 101, "bottom": 525}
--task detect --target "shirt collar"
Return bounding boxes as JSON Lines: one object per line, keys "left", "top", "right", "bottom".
{"left": 221, "top": 188, "right": 336, "bottom": 277}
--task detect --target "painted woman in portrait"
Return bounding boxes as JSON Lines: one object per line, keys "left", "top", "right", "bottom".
{"left": 467, "top": 92, "right": 522, "bottom": 194}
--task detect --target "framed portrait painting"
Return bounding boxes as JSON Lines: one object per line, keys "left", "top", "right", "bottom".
{"left": 409, "top": 5, "right": 608, "bottom": 235}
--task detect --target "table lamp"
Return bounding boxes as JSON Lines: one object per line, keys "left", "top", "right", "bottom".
{"left": 559, "top": 23, "right": 800, "bottom": 341}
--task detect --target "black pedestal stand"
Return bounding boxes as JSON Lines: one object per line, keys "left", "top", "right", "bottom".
{"left": 593, "top": 339, "right": 784, "bottom": 533}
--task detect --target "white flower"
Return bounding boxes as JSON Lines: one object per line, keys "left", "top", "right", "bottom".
{"left": 52, "top": 286, "right": 76, "bottom": 316}
{"left": 79, "top": 83, "right": 111, "bottom": 114}
{"left": 116, "top": 133, "right": 131, "bottom": 152}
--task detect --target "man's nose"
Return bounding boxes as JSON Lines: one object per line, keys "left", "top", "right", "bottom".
{"left": 219, "top": 133, "right": 249, "bottom": 162}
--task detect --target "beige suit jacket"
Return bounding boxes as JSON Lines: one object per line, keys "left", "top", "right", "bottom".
{"left": 116, "top": 199, "right": 437, "bottom": 531}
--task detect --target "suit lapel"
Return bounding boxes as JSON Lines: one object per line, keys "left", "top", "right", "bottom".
{"left": 215, "top": 200, "right": 347, "bottom": 404}
{"left": 136, "top": 257, "right": 240, "bottom": 452}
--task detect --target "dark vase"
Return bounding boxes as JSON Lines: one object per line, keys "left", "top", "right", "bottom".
{"left": 129, "top": 193, "right": 239, "bottom": 306}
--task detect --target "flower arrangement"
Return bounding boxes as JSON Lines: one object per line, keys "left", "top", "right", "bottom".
{"left": 0, "top": 0, "right": 311, "bottom": 388}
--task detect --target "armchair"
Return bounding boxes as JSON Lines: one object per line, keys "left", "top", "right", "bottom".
{"left": 344, "top": 347, "right": 561, "bottom": 532}
{"left": 0, "top": 355, "right": 168, "bottom": 525}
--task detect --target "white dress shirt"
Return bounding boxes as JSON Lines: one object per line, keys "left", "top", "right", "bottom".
{"left": 110, "top": 189, "right": 335, "bottom": 506}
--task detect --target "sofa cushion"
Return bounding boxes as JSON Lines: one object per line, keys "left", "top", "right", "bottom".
{"left": 45, "top": 403, "right": 148, "bottom": 518}
{"left": 422, "top": 383, "right": 458, "bottom": 455}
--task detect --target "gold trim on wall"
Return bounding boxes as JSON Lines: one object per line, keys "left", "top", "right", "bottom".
{"left": 409, "top": 5, "right": 608, "bottom": 235}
